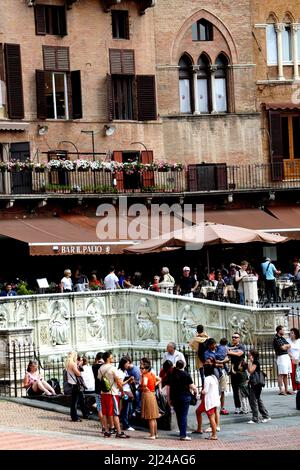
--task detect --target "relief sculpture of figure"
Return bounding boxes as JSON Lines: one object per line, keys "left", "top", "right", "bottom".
{"left": 181, "top": 305, "right": 196, "bottom": 343}
{"left": 87, "top": 300, "right": 105, "bottom": 339}
{"left": 0, "top": 309, "right": 7, "bottom": 328}
{"left": 136, "top": 298, "right": 158, "bottom": 341}
{"left": 49, "top": 301, "right": 70, "bottom": 346}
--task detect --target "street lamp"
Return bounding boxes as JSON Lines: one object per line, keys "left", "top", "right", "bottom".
{"left": 81, "top": 130, "right": 100, "bottom": 161}
{"left": 130, "top": 141, "right": 148, "bottom": 152}
{"left": 58, "top": 141, "right": 79, "bottom": 158}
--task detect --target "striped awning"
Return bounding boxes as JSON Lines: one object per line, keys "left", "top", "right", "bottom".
{"left": 0, "top": 121, "right": 29, "bottom": 131}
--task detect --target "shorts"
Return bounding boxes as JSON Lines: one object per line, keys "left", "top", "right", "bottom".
{"left": 196, "top": 399, "right": 217, "bottom": 417}
{"left": 95, "top": 394, "right": 102, "bottom": 412}
{"left": 101, "top": 394, "right": 120, "bottom": 417}
{"left": 277, "top": 354, "right": 292, "bottom": 375}
{"left": 219, "top": 373, "right": 228, "bottom": 393}
{"left": 26, "top": 386, "right": 43, "bottom": 397}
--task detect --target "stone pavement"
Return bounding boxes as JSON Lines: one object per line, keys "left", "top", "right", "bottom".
{"left": 0, "top": 390, "right": 299, "bottom": 450}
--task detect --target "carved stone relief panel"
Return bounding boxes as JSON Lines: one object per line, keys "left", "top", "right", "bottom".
{"left": 48, "top": 300, "right": 70, "bottom": 346}
{"left": 77, "top": 320, "right": 86, "bottom": 343}
{"left": 135, "top": 297, "right": 158, "bottom": 341}
{"left": 179, "top": 304, "right": 197, "bottom": 343}
{"left": 14, "top": 300, "right": 29, "bottom": 327}
{"left": 86, "top": 298, "right": 105, "bottom": 340}
{"left": 208, "top": 308, "right": 220, "bottom": 325}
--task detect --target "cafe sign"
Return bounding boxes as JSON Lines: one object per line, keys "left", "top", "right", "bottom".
{"left": 29, "top": 242, "right": 134, "bottom": 256}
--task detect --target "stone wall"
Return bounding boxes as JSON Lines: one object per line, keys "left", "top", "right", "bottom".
{"left": 0, "top": 290, "right": 289, "bottom": 360}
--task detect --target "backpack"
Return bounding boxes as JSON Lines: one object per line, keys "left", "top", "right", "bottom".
{"left": 47, "top": 378, "right": 61, "bottom": 395}
{"left": 262, "top": 263, "right": 271, "bottom": 281}
{"left": 99, "top": 367, "right": 112, "bottom": 393}
{"left": 198, "top": 339, "right": 209, "bottom": 363}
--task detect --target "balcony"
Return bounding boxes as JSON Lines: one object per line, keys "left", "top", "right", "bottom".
{"left": 0, "top": 162, "right": 299, "bottom": 197}
{"left": 101, "top": 0, "right": 155, "bottom": 14}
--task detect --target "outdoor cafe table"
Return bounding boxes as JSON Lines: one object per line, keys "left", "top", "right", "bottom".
{"left": 200, "top": 285, "right": 236, "bottom": 298}
{"left": 276, "top": 279, "right": 294, "bottom": 298}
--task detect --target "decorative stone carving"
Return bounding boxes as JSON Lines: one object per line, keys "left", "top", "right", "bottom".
{"left": 86, "top": 299, "right": 105, "bottom": 339}
{"left": 209, "top": 309, "right": 220, "bottom": 325}
{"left": 229, "top": 315, "right": 254, "bottom": 345}
{"left": 262, "top": 315, "right": 274, "bottom": 330}
{"left": 0, "top": 308, "right": 8, "bottom": 328}
{"left": 180, "top": 305, "right": 196, "bottom": 343}
{"left": 39, "top": 325, "right": 49, "bottom": 344}
{"left": 37, "top": 300, "right": 48, "bottom": 316}
{"left": 77, "top": 320, "right": 86, "bottom": 342}
{"left": 15, "top": 300, "right": 28, "bottom": 327}
{"left": 136, "top": 297, "right": 158, "bottom": 341}
{"left": 49, "top": 301, "right": 70, "bottom": 346}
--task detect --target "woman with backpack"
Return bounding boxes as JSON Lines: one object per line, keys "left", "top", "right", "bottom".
{"left": 247, "top": 350, "right": 271, "bottom": 424}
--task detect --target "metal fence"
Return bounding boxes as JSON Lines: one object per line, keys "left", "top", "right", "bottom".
{"left": 2, "top": 162, "right": 300, "bottom": 196}
{"left": 0, "top": 339, "right": 291, "bottom": 399}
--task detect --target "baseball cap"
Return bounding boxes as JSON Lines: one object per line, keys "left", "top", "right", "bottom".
{"left": 183, "top": 266, "right": 190, "bottom": 271}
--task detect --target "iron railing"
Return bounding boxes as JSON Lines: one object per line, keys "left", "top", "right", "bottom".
{"left": 1, "top": 337, "right": 297, "bottom": 399}
{"left": 1, "top": 162, "right": 300, "bottom": 195}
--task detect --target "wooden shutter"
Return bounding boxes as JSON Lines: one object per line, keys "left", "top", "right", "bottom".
{"left": 269, "top": 111, "right": 283, "bottom": 181}
{"left": 215, "top": 164, "right": 228, "bottom": 190}
{"left": 35, "top": 70, "right": 47, "bottom": 120}
{"left": 4, "top": 43, "right": 24, "bottom": 119}
{"left": 71, "top": 70, "right": 82, "bottom": 119}
{"left": 58, "top": 6, "right": 68, "bottom": 36}
{"left": 43, "top": 46, "right": 70, "bottom": 71}
{"left": 0, "top": 44, "right": 4, "bottom": 81}
{"left": 137, "top": 75, "right": 157, "bottom": 121}
{"left": 109, "top": 49, "right": 135, "bottom": 75}
{"left": 107, "top": 74, "right": 114, "bottom": 121}
{"left": 35, "top": 5, "right": 46, "bottom": 35}
{"left": 113, "top": 151, "right": 124, "bottom": 191}
{"left": 141, "top": 150, "right": 154, "bottom": 187}
{"left": 188, "top": 165, "right": 198, "bottom": 191}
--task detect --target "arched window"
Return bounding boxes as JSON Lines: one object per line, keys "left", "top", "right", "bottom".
{"left": 197, "top": 54, "right": 210, "bottom": 113}
{"left": 215, "top": 54, "right": 228, "bottom": 112}
{"left": 179, "top": 55, "right": 193, "bottom": 113}
{"left": 192, "top": 19, "right": 213, "bottom": 41}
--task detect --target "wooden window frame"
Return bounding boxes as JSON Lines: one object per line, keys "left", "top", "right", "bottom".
{"left": 35, "top": 4, "right": 67, "bottom": 37}
{"left": 192, "top": 19, "right": 213, "bottom": 42}
{"left": 112, "top": 10, "right": 129, "bottom": 40}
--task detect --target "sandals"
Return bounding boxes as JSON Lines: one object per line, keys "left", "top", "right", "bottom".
{"left": 205, "top": 436, "right": 218, "bottom": 440}
{"left": 286, "top": 391, "right": 295, "bottom": 395}
{"left": 192, "top": 430, "right": 203, "bottom": 434}
{"left": 278, "top": 392, "right": 287, "bottom": 395}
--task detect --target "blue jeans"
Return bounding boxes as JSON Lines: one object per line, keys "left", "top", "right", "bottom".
{"left": 239, "top": 291, "right": 245, "bottom": 305}
{"left": 173, "top": 394, "right": 191, "bottom": 438}
{"left": 120, "top": 398, "right": 133, "bottom": 429}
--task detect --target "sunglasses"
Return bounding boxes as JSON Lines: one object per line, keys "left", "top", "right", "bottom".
{"left": 232, "top": 336, "right": 239, "bottom": 339}
{"left": 140, "top": 367, "right": 145, "bottom": 370}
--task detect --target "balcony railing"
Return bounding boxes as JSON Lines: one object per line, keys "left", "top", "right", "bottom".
{"left": 0, "top": 162, "right": 299, "bottom": 196}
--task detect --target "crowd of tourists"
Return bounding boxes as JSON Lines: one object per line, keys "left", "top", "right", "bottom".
{"left": 22, "top": 325, "right": 300, "bottom": 441}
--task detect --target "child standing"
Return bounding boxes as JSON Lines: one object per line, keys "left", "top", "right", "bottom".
{"left": 194, "top": 361, "right": 221, "bottom": 440}
{"left": 215, "top": 338, "right": 229, "bottom": 415}
{"left": 235, "top": 359, "right": 250, "bottom": 414}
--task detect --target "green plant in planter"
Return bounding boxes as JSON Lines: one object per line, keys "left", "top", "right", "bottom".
{"left": 17, "top": 282, "right": 33, "bottom": 296}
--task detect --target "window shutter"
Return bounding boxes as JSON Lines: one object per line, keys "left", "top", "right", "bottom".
{"left": 71, "top": 70, "right": 82, "bottom": 119}
{"left": 35, "top": 70, "right": 47, "bottom": 120}
{"left": 137, "top": 75, "right": 157, "bottom": 121}
{"left": 109, "top": 49, "right": 135, "bottom": 75}
{"left": 141, "top": 150, "right": 154, "bottom": 187}
{"left": 107, "top": 74, "right": 114, "bottom": 121}
{"left": 0, "top": 44, "right": 4, "bottom": 81}
{"left": 188, "top": 165, "right": 198, "bottom": 191}
{"left": 122, "top": 50, "right": 135, "bottom": 75}
{"left": 35, "top": 5, "right": 46, "bottom": 35}
{"left": 269, "top": 111, "right": 283, "bottom": 181}
{"left": 113, "top": 151, "right": 124, "bottom": 191}
{"left": 43, "top": 46, "right": 69, "bottom": 71}
{"left": 4, "top": 43, "right": 24, "bottom": 119}
{"left": 215, "top": 164, "right": 228, "bottom": 190}
{"left": 58, "top": 6, "right": 68, "bottom": 36}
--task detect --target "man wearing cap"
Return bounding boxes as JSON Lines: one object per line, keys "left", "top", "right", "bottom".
{"left": 261, "top": 257, "right": 281, "bottom": 304}
{"left": 176, "top": 267, "right": 199, "bottom": 298}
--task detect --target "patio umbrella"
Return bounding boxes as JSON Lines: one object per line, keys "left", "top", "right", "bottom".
{"left": 123, "top": 222, "right": 288, "bottom": 254}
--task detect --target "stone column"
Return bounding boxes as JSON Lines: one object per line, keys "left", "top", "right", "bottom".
{"left": 292, "top": 24, "right": 300, "bottom": 81}
{"left": 275, "top": 23, "right": 285, "bottom": 81}
{"left": 210, "top": 65, "right": 218, "bottom": 113}
{"left": 158, "top": 282, "right": 174, "bottom": 295}
{"left": 243, "top": 276, "right": 259, "bottom": 306}
{"left": 192, "top": 68, "right": 200, "bottom": 115}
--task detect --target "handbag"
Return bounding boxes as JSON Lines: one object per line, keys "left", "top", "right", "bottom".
{"left": 189, "top": 392, "right": 197, "bottom": 406}
{"left": 250, "top": 370, "right": 266, "bottom": 387}
{"left": 155, "top": 388, "right": 167, "bottom": 416}
{"left": 76, "top": 375, "right": 87, "bottom": 392}
{"left": 295, "top": 364, "right": 300, "bottom": 384}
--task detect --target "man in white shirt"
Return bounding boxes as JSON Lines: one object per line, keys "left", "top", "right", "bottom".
{"left": 104, "top": 266, "right": 120, "bottom": 290}
{"left": 162, "top": 342, "right": 186, "bottom": 368}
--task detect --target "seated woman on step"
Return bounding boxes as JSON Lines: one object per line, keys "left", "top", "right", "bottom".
{"left": 23, "top": 360, "right": 56, "bottom": 397}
